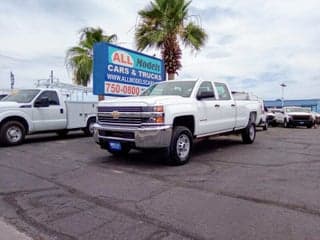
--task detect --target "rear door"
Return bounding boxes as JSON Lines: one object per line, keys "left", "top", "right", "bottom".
{"left": 213, "top": 82, "right": 236, "bottom": 130}
{"left": 32, "top": 90, "right": 67, "bottom": 131}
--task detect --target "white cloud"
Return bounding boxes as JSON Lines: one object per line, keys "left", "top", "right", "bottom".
{"left": 0, "top": 0, "right": 319, "bottom": 100}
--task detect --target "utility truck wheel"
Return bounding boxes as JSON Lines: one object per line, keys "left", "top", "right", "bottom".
{"left": 242, "top": 123, "right": 256, "bottom": 144}
{"left": 166, "top": 126, "right": 193, "bottom": 166}
{"left": 0, "top": 121, "right": 25, "bottom": 146}
{"left": 83, "top": 118, "right": 96, "bottom": 136}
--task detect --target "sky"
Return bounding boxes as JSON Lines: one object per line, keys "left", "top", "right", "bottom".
{"left": 0, "top": 0, "right": 319, "bottom": 100}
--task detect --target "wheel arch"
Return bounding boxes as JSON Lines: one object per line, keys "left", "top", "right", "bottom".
{"left": 0, "top": 116, "right": 29, "bottom": 134}
{"left": 172, "top": 115, "right": 195, "bottom": 136}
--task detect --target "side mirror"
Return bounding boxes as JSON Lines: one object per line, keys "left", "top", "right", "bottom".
{"left": 35, "top": 97, "right": 50, "bottom": 107}
{"left": 197, "top": 91, "right": 215, "bottom": 100}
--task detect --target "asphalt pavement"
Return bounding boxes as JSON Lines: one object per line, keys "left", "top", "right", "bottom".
{"left": 0, "top": 127, "right": 319, "bottom": 240}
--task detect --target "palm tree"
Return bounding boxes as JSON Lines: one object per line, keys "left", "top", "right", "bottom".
{"left": 66, "top": 27, "right": 117, "bottom": 86}
{"left": 135, "top": 0, "right": 208, "bottom": 80}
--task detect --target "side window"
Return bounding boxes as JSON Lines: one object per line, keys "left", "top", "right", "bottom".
{"left": 36, "top": 91, "right": 60, "bottom": 105}
{"left": 197, "top": 81, "right": 215, "bottom": 99}
{"left": 214, "top": 82, "right": 231, "bottom": 100}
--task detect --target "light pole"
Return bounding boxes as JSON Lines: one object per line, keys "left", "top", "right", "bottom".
{"left": 280, "top": 83, "right": 287, "bottom": 107}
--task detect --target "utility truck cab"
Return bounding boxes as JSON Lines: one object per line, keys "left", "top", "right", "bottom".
{"left": 0, "top": 86, "right": 97, "bottom": 146}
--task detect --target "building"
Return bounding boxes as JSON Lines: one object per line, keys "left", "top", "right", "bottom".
{"left": 264, "top": 99, "right": 320, "bottom": 113}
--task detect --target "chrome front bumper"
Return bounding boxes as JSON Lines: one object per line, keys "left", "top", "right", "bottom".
{"left": 93, "top": 123, "right": 172, "bottom": 148}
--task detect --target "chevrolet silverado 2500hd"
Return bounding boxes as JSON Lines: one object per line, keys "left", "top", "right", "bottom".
{"left": 0, "top": 88, "right": 97, "bottom": 146}
{"left": 274, "top": 106, "right": 314, "bottom": 128}
{"left": 94, "top": 79, "right": 260, "bottom": 165}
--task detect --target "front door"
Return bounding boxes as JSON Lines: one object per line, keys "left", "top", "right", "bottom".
{"left": 32, "top": 90, "right": 67, "bottom": 131}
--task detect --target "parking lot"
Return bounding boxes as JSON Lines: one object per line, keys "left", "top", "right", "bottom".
{"left": 0, "top": 127, "right": 320, "bottom": 240}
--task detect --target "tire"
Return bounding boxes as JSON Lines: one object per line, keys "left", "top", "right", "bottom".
{"left": 242, "top": 123, "right": 256, "bottom": 144}
{"left": 166, "top": 126, "right": 193, "bottom": 166}
{"left": 0, "top": 121, "right": 26, "bottom": 146}
{"left": 262, "top": 122, "right": 268, "bottom": 131}
{"left": 283, "top": 119, "right": 288, "bottom": 128}
{"left": 107, "top": 142, "right": 131, "bottom": 156}
{"left": 57, "top": 130, "right": 68, "bottom": 137}
{"left": 307, "top": 124, "right": 313, "bottom": 129}
{"left": 83, "top": 117, "right": 96, "bottom": 136}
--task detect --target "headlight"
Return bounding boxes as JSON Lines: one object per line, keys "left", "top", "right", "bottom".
{"left": 142, "top": 105, "right": 165, "bottom": 124}
{"left": 142, "top": 105, "right": 164, "bottom": 112}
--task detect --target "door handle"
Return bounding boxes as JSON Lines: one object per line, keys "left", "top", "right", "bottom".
{"left": 60, "top": 108, "right": 64, "bottom": 114}
{"left": 214, "top": 104, "right": 220, "bottom": 108}
{"left": 231, "top": 104, "right": 236, "bottom": 107}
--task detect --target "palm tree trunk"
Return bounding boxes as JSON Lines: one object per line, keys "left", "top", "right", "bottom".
{"left": 168, "top": 73, "right": 175, "bottom": 80}
{"left": 98, "top": 95, "right": 105, "bottom": 101}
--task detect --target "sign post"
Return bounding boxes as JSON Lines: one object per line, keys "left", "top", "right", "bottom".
{"left": 93, "top": 43, "right": 165, "bottom": 97}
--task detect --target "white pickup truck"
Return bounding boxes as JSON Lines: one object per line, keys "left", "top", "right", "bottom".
{"left": 274, "top": 106, "right": 314, "bottom": 128}
{"left": 0, "top": 89, "right": 97, "bottom": 146}
{"left": 93, "top": 79, "right": 261, "bottom": 165}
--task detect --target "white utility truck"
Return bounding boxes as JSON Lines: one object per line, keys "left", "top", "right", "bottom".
{"left": 0, "top": 82, "right": 97, "bottom": 146}
{"left": 94, "top": 79, "right": 261, "bottom": 165}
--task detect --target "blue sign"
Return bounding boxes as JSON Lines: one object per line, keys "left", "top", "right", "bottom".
{"left": 93, "top": 43, "right": 165, "bottom": 96}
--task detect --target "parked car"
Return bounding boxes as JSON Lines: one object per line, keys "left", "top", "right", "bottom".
{"left": 0, "top": 88, "right": 97, "bottom": 146}
{"left": 94, "top": 79, "right": 261, "bottom": 165}
{"left": 274, "top": 106, "right": 314, "bottom": 128}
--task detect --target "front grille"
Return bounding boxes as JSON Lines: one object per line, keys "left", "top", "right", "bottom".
{"left": 98, "top": 115, "right": 149, "bottom": 124}
{"left": 98, "top": 106, "right": 149, "bottom": 125}
{"left": 292, "top": 115, "right": 311, "bottom": 121}
{"left": 98, "top": 106, "right": 143, "bottom": 112}
{"left": 99, "top": 130, "right": 134, "bottom": 139}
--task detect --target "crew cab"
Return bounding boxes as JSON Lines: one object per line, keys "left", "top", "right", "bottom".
{"left": 93, "top": 79, "right": 261, "bottom": 165}
{"left": 274, "top": 106, "right": 314, "bottom": 128}
{"left": 0, "top": 89, "right": 97, "bottom": 146}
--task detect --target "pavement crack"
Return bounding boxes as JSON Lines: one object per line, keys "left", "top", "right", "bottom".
{"left": 2, "top": 195, "right": 77, "bottom": 240}
{"left": 218, "top": 191, "right": 320, "bottom": 217}
{"left": 0, "top": 187, "right": 58, "bottom": 197}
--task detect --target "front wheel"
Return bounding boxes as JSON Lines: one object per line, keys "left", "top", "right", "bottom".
{"left": 0, "top": 121, "right": 26, "bottom": 146}
{"left": 242, "top": 123, "right": 256, "bottom": 144}
{"left": 166, "top": 126, "right": 193, "bottom": 166}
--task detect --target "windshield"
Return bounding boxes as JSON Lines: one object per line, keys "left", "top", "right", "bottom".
{"left": 285, "top": 107, "right": 311, "bottom": 113}
{"left": 141, "top": 81, "right": 196, "bottom": 97}
{"left": 2, "top": 89, "right": 40, "bottom": 103}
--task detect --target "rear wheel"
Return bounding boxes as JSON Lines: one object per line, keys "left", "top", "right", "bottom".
{"left": 0, "top": 121, "right": 26, "bottom": 146}
{"left": 242, "top": 123, "right": 256, "bottom": 144}
{"left": 166, "top": 126, "right": 193, "bottom": 166}
{"left": 83, "top": 117, "right": 96, "bottom": 136}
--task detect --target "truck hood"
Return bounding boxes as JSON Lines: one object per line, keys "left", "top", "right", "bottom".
{"left": 0, "top": 101, "right": 23, "bottom": 109}
{"left": 287, "top": 112, "right": 312, "bottom": 116}
{"left": 99, "top": 95, "right": 191, "bottom": 107}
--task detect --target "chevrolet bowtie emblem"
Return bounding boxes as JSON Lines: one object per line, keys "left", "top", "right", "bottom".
{"left": 111, "top": 111, "right": 120, "bottom": 119}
